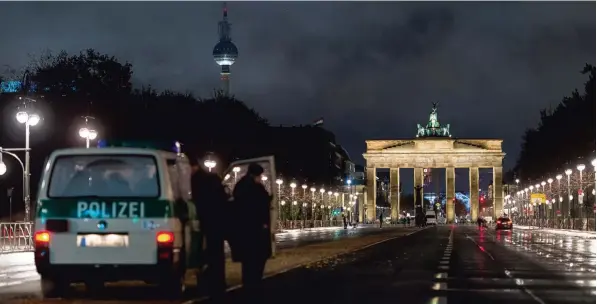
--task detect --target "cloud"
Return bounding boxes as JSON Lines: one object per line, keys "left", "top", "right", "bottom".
{"left": 0, "top": 2, "right": 593, "bottom": 168}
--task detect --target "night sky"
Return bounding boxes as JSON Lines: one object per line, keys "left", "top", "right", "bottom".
{"left": 0, "top": 2, "right": 594, "bottom": 184}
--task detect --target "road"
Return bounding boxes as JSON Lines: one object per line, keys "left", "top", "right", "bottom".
{"left": 0, "top": 224, "right": 402, "bottom": 302}
{"left": 209, "top": 225, "right": 596, "bottom": 304}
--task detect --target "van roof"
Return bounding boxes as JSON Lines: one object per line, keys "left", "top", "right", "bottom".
{"left": 49, "top": 147, "right": 179, "bottom": 159}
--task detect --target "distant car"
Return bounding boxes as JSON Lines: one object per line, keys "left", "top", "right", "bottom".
{"left": 495, "top": 217, "right": 513, "bottom": 230}
{"left": 425, "top": 211, "right": 437, "bottom": 225}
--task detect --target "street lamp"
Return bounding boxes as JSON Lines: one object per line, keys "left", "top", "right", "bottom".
{"left": 565, "top": 169, "right": 572, "bottom": 217}
{"left": 232, "top": 166, "right": 241, "bottom": 182}
{"left": 79, "top": 116, "right": 98, "bottom": 148}
{"left": 290, "top": 182, "right": 297, "bottom": 197}
{"left": 204, "top": 159, "right": 216, "bottom": 172}
{"left": 0, "top": 161, "right": 6, "bottom": 175}
{"left": 14, "top": 104, "right": 40, "bottom": 222}
{"left": 78, "top": 127, "right": 98, "bottom": 149}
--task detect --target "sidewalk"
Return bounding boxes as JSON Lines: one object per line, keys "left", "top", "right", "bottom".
{"left": 515, "top": 225, "right": 596, "bottom": 239}
{"left": 187, "top": 226, "right": 425, "bottom": 289}
{"left": 280, "top": 223, "right": 413, "bottom": 233}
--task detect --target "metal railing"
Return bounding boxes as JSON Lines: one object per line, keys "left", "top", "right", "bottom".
{"left": 514, "top": 217, "right": 596, "bottom": 231}
{"left": 0, "top": 222, "right": 34, "bottom": 253}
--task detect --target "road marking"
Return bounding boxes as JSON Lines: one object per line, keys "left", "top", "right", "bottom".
{"left": 431, "top": 282, "right": 447, "bottom": 290}
{"left": 427, "top": 296, "right": 447, "bottom": 304}
{"left": 434, "top": 272, "right": 448, "bottom": 279}
{"left": 431, "top": 226, "right": 454, "bottom": 302}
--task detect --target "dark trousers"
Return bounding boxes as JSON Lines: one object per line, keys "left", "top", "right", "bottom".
{"left": 205, "top": 233, "right": 226, "bottom": 299}
{"left": 241, "top": 258, "right": 267, "bottom": 303}
{"left": 379, "top": 219, "right": 383, "bottom": 228}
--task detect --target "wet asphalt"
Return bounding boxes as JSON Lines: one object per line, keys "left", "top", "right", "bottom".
{"left": 1, "top": 225, "right": 595, "bottom": 304}
{"left": 204, "top": 225, "right": 596, "bottom": 304}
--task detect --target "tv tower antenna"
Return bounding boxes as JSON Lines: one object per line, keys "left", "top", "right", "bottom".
{"left": 212, "top": 2, "right": 238, "bottom": 97}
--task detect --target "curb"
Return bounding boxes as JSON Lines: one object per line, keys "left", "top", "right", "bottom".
{"left": 184, "top": 226, "right": 432, "bottom": 304}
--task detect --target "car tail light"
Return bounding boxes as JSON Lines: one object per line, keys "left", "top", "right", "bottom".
{"left": 34, "top": 231, "right": 50, "bottom": 246}
{"left": 496, "top": 221, "right": 501, "bottom": 224}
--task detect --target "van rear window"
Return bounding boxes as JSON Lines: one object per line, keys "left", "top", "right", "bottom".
{"left": 48, "top": 155, "right": 160, "bottom": 198}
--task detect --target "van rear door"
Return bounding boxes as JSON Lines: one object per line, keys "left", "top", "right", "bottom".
{"left": 40, "top": 153, "right": 169, "bottom": 265}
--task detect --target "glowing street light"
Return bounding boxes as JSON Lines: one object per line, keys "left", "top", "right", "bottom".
{"left": 232, "top": 166, "right": 240, "bottom": 182}
{"left": 0, "top": 161, "right": 6, "bottom": 175}
{"left": 14, "top": 95, "right": 41, "bottom": 221}
{"left": 79, "top": 116, "right": 98, "bottom": 148}
{"left": 204, "top": 159, "right": 216, "bottom": 172}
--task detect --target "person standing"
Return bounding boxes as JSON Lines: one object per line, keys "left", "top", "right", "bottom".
{"left": 232, "top": 163, "right": 272, "bottom": 302}
{"left": 379, "top": 212, "right": 383, "bottom": 228}
{"left": 190, "top": 156, "right": 228, "bottom": 300}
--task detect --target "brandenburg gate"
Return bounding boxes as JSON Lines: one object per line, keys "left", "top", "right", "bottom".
{"left": 362, "top": 103, "right": 505, "bottom": 223}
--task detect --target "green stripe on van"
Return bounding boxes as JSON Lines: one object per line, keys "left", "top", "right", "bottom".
{"left": 37, "top": 199, "right": 172, "bottom": 219}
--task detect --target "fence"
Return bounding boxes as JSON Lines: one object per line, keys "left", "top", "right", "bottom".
{"left": 0, "top": 222, "right": 34, "bottom": 253}
{"left": 514, "top": 217, "right": 596, "bottom": 231}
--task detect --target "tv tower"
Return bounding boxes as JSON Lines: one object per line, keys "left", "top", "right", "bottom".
{"left": 212, "top": 2, "right": 238, "bottom": 96}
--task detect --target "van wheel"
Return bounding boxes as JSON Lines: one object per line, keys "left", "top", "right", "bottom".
{"left": 40, "top": 275, "right": 68, "bottom": 298}
{"left": 158, "top": 274, "right": 185, "bottom": 299}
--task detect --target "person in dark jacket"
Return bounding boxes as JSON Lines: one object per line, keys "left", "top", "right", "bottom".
{"left": 232, "top": 163, "right": 272, "bottom": 302}
{"left": 190, "top": 156, "right": 228, "bottom": 300}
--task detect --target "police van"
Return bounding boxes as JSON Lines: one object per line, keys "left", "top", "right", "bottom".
{"left": 33, "top": 140, "right": 278, "bottom": 298}
{"left": 33, "top": 141, "right": 198, "bottom": 298}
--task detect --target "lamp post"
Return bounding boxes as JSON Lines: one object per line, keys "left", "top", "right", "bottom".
{"left": 577, "top": 164, "right": 586, "bottom": 220}
{"left": 15, "top": 102, "right": 40, "bottom": 222}
{"left": 79, "top": 116, "right": 98, "bottom": 148}
{"left": 556, "top": 174, "right": 562, "bottom": 217}
{"left": 319, "top": 188, "right": 325, "bottom": 222}
{"left": 232, "top": 166, "right": 240, "bottom": 183}
{"left": 290, "top": 182, "right": 297, "bottom": 197}
{"left": 0, "top": 148, "right": 27, "bottom": 221}
{"left": 565, "top": 169, "right": 572, "bottom": 222}
{"left": 310, "top": 187, "right": 316, "bottom": 224}
{"left": 276, "top": 179, "right": 283, "bottom": 221}
{"left": 204, "top": 159, "right": 216, "bottom": 172}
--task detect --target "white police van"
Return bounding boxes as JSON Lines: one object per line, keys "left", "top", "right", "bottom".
{"left": 33, "top": 141, "right": 197, "bottom": 298}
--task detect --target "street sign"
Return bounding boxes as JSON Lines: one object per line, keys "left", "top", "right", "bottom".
{"left": 530, "top": 193, "right": 546, "bottom": 204}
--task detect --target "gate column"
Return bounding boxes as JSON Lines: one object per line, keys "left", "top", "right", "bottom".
{"left": 446, "top": 167, "right": 456, "bottom": 223}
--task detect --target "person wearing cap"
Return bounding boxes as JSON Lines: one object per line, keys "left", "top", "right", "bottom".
{"left": 190, "top": 156, "right": 228, "bottom": 299}
{"left": 232, "top": 163, "right": 272, "bottom": 302}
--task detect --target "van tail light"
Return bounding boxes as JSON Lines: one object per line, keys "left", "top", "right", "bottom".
{"left": 34, "top": 231, "right": 51, "bottom": 270}
{"left": 34, "top": 231, "right": 50, "bottom": 247}
{"left": 156, "top": 231, "right": 174, "bottom": 245}
{"left": 156, "top": 231, "right": 174, "bottom": 262}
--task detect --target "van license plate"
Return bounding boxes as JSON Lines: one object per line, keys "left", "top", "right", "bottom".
{"left": 77, "top": 234, "right": 129, "bottom": 247}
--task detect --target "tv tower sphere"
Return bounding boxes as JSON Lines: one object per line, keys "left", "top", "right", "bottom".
{"left": 213, "top": 40, "right": 238, "bottom": 66}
